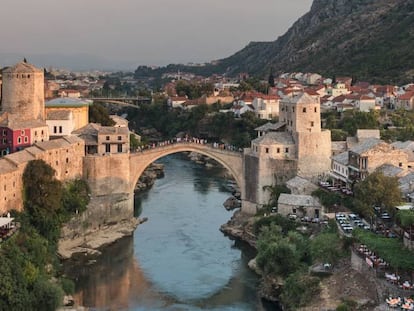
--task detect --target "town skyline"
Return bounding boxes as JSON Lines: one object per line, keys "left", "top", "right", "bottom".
{"left": 0, "top": 0, "right": 312, "bottom": 70}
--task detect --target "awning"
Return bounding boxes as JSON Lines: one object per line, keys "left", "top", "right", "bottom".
{"left": 0, "top": 217, "right": 14, "bottom": 228}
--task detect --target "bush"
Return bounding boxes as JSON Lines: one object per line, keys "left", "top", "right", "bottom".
{"left": 32, "top": 278, "right": 64, "bottom": 311}
{"left": 60, "top": 278, "right": 75, "bottom": 295}
{"left": 280, "top": 273, "right": 320, "bottom": 310}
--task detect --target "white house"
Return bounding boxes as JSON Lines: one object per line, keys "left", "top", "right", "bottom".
{"left": 252, "top": 95, "right": 280, "bottom": 120}
{"left": 46, "top": 110, "right": 75, "bottom": 137}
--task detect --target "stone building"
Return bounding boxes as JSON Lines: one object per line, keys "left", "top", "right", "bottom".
{"left": 330, "top": 138, "right": 409, "bottom": 187}
{"left": 277, "top": 193, "right": 322, "bottom": 219}
{"left": 0, "top": 136, "right": 85, "bottom": 213}
{"left": 1, "top": 61, "right": 45, "bottom": 121}
{"left": 73, "top": 123, "right": 129, "bottom": 155}
{"left": 279, "top": 92, "right": 331, "bottom": 177}
{"left": 242, "top": 92, "right": 331, "bottom": 214}
{"left": 0, "top": 61, "right": 50, "bottom": 155}
{"left": 45, "top": 97, "right": 90, "bottom": 132}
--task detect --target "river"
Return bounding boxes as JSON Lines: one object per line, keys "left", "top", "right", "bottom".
{"left": 65, "top": 154, "right": 276, "bottom": 310}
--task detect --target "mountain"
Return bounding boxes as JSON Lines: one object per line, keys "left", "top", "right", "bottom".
{"left": 215, "top": 0, "right": 414, "bottom": 83}
{"left": 136, "top": 0, "right": 414, "bottom": 84}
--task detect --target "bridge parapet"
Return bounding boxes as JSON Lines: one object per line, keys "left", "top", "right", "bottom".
{"left": 129, "top": 142, "right": 243, "bottom": 194}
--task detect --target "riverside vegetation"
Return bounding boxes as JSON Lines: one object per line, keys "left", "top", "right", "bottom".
{"left": 0, "top": 160, "right": 90, "bottom": 311}
{"left": 248, "top": 171, "right": 414, "bottom": 310}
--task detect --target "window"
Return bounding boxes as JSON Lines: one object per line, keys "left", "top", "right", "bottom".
{"left": 106, "top": 136, "right": 110, "bottom": 141}
{"left": 21, "top": 130, "right": 25, "bottom": 135}
{"left": 41, "top": 130, "right": 44, "bottom": 135}
{"left": 59, "top": 126, "right": 62, "bottom": 133}
{"left": 399, "top": 162, "right": 403, "bottom": 167}
{"left": 105, "top": 144, "right": 111, "bottom": 153}
{"left": 314, "top": 107, "right": 317, "bottom": 113}
{"left": 292, "top": 208, "right": 297, "bottom": 214}
{"left": 35, "top": 131, "right": 37, "bottom": 136}
{"left": 66, "top": 158, "right": 69, "bottom": 163}
{"left": 24, "top": 136, "right": 28, "bottom": 143}
{"left": 117, "top": 144, "right": 123, "bottom": 153}
{"left": 2, "top": 138, "right": 6, "bottom": 144}
{"left": 265, "top": 148, "right": 269, "bottom": 153}
{"left": 292, "top": 107, "right": 295, "bottom": 112}
{"left": 303, "top": 107, "right": 306, "bottom": 113}
{"left": 53, "top": 126, "right": 57, "bottom": 133}
{"left": 2, "top": 130, "right": 6, "bottom": 136}
{"left": 117, "top": 136, "right": 122, "bottom": 141}
{"left": 285, "top": 147, "right": 289, "bottom": 153}
{"left": 255, "top": 146, "right": 258, "bottom": 152}
{"left": 277, "top": 148, "right": 280, "bottom": 153}
{"left": 56, "top": 161, "right": 59, "bottom": 166}
{"left": 311, "top": 121, "right": 314, "bottom": 127}
{"left": 17, "top": 137, "right": 21, "bottom": 144}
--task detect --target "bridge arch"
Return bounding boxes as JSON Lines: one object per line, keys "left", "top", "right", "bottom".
{"left": 129, "top": 143, "right": 243, "bottom": 195}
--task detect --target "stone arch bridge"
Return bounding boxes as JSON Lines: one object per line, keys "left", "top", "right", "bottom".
{"left": 84, "top": 142, "right": 246, "bottom": 224}
{"left": 129, "top": 143, "right": 243, "bottom": 194}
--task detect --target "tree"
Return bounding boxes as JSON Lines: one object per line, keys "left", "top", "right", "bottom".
{"left": 353, "top": 171, "right": 402, "bottom": 217}
{"left": 62, "top": 179, "right": 90, "bottom": 216}
{"left": 311, "top": 233, "right": 343, "bottom": 265}
{"left": 268, "top": 71, "right": 275, "bottom": 88}
{"left": 23, "top": 160, "right": 64, "bottom": 243}
{"left": 89, "top": 104, "right": 116, "bottom": 126}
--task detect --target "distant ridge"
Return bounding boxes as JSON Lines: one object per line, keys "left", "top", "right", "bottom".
{"left": 214, "top": 0, "right": 414, "bottom": 83}
{"left": 136, "top": 0, "right": 414, "bottom": 84}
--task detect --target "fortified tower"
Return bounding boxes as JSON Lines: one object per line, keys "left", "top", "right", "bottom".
{"left": 242, "top": 92, "right": 331, "bottom": 214}
{"left": 280, "top": 92, "right": 331, "bottom": 177}
{"left": 1, "top": 61, "right": 45, "bottom": 121}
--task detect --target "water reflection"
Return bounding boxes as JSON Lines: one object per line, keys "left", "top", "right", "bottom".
{"left": 65, "top": 155, "right": 273, "bottom": 310}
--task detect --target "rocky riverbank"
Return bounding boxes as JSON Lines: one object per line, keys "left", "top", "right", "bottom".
{"left": 220, "top": 211, "right": 283, "bottom": 303}
{"left": 135, "top": 163, "right": 165, "bottom": 192}
{"left": 221, "top": 211, "right": 387, "bottom": 310}
{"left": 58, "top": 217, "right": 146, "bottom": 260}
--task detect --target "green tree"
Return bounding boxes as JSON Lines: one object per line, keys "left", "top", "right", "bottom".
{"left": 280, "top": 273, "right": 320, "bottom": 310}
{"left": 89, "top": 104, "right": 116, "bottom": 126}
{"left": 23, "top": 160, "right": 64, "bottom": 244}
{"left": 256, "top": 224, "right": 305, "bottom": 277}
{"left": 62, "top": 178, "right": 90, "bottom": 216}
{"left": 311, "top": 233, "right": 344, "bottom": 265}
{"left": 353, "top": 171, "right": 402, "bottom": 217}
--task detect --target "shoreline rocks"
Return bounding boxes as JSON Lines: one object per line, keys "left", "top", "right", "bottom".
{"left": 135, "top": 163, "right": 165, "bottom": 192}
{"left": 58, "top": 217, "right": 141, "bottom": 260}
{"left": 223, "top": 196, "right": 241, "bottom": 211}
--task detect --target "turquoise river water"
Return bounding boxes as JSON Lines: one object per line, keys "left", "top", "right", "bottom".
{"left": 64, "top": 154, "right": 279, "bottom": 310}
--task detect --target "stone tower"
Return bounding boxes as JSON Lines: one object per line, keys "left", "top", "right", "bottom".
{"left": 280, "top": 92, "right": 331, "bottom": 177}
{"left": 242, "top": 92, "right": 331, "bottom": 214}
{"left": 1, "top": 61, "right": 45, "bottom": 121}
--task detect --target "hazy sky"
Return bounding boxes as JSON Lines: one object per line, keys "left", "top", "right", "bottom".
{"left": 1, "top": 0, "right": 312, "bottom": 69}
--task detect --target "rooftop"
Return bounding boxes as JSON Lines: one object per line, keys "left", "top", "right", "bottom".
{"left": 278, "top": 193, "right": 320, "bottom": 207}
{"left": 45, "top": 98, "right": 92, "bottom": 108}
{"left": 252, "top": 132, "right": 294, "bottom": 145}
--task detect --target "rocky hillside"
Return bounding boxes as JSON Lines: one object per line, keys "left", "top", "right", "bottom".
{"left": 136, "top": 0, "right": 414, "bottom": 84}
{"left": 216, "top": 0, "right": 414, "bottom": 83}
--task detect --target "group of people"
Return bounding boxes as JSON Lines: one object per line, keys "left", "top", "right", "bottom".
{"left": 385, "top": 296, "right": 414, "bottom": 309}
{"left": 356, "top": 244, "right": 389, "bottom": 270}
{"left": 134, "top": 135, "right": 242, "bottom": 153}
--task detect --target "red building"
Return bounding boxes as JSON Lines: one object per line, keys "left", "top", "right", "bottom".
{"left": 0, "top": 126, "right": 31, "bottom": 155}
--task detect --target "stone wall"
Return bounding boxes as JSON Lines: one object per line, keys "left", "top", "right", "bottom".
{"left": 83, "top": 153, "right": 131, "bottom": 197}
{"left": 0, "top": 136, "right": 85, "bottom": 214}
{"left": 296, "top": 130, "right": 331, "bottom": 177}
{"left": 243, "top": 150, "right": 297, "bottom": 214}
